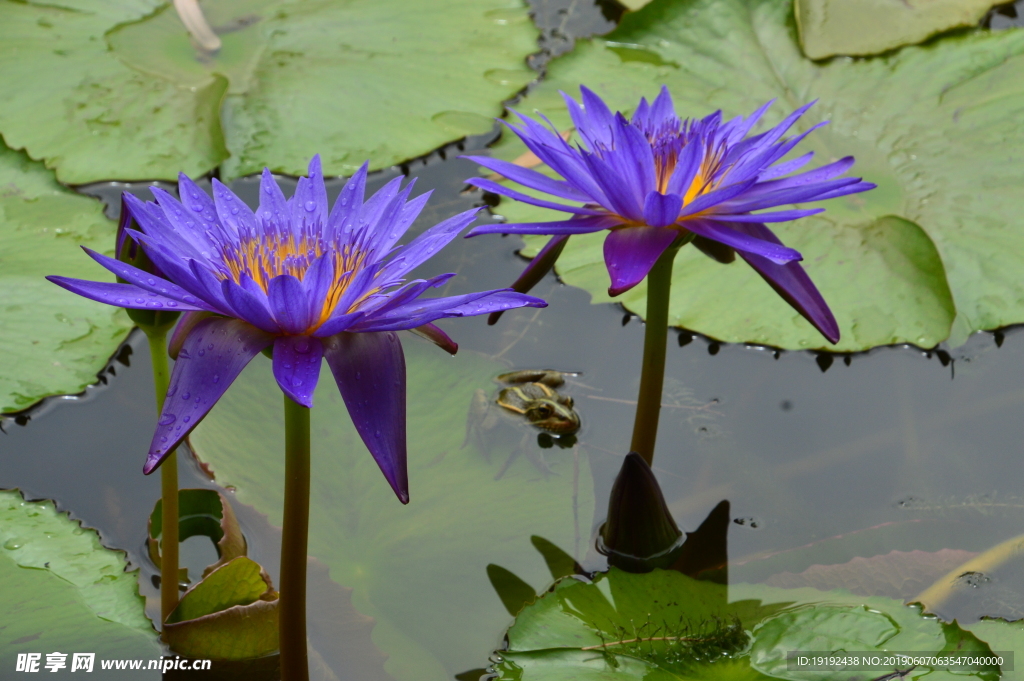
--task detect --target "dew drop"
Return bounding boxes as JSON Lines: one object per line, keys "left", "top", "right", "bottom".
{"left": 304, "top": 200, "right": 316, "bottom": 212}
{"left": 4, "top": 539, "right": 23, "bottom": 550}
{"left": 198, "top": 349, "right": 205, "bottom": 357}
{"left": 355, "top": 371, "right": 361, "bottom": 379}
{"left": 160, "top": 436, "right": 168, "bottom": 443}
{"left": 374, "top": 430, "right": 381, "bottom": 438}
{"left": 292, "top": 378, "right": 303, "bottom": 386}
{"left": 231, "top": 207, "right": 240, "bottom": 215}
{"left": 183, "top": 416, "right": 191, "bottom": 423}
{"left": 182, "top": 392, "right": 191, "bottom": 400}
{"left": 213, "top": 374, "right": 220, "bottom": 383}
{"left": 158, "top": 414, "right": 176, "bottom": 426}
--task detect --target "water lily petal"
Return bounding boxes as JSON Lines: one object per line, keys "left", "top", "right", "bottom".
{"left": 729, "top": 221, "right": 839, "bottom": 344}
{"left": 408, "top": 323, "right": 458, "bottom": 354}
{"left": 643, "top": 191, "right": 683, "bottom": 228}
{"left": 326, "top": 162, "right": 368, "bottom": 240}
{"left": 465, "top": 178, "right": 605, "bottom": 216}
{"left": 460, "top": 155, "right": 590, "bottom": 202}
{"left": 256, "top": 168, "right": 290, "bottom": 234}
{"left": 683, "top": 219, "right": 802, "bottom": 263}
{"left": 145, "top": 317, "right": 274, "bottom": 474}
{"left": 467, "top": 214, "right": 622, "bottom": 236}
{"left": 272, "top": 335, "right": 324, "bottom": 408}
{"left": 378, "top": 209, "right": 479, "bottom": 281}
{"left": 81, "top": 247, "right": 211, "bottom": 308}
{"left": 45, "top": 276, "right": 209, "bottom": 312}
{"left": 211, "top": 178, "right": 258, "bottom": 237}
{"left": 168, "top": 311, "right": 213, "bottom": 360}
{"left": 488, "top": 234, "right": 569, "bottom": 325}
{"left": 221, "top": 279, "right": 280, "bottom": 333}
{"left": 291, "top": 154, "right": 328, "bottom": 231}
{"left": 710, "top": 208, "right": 824, "bottom": 223}
{"left": 603, "top": 225, "right": 679, "bottom": 296}
{"left": 323, "top": 331, "right": 409, "bottom": 503}
{"left": 352, "top": 290, "right": 546, "bottom": 332}
{"left": 267, "top": 274, "right": 314, "bottom": 334}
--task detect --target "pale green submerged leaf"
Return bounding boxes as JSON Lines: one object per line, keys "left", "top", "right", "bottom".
{"left": 0, "top": 147, "right": 133, "bottom": 414}
{"left": 0, "top": 0, "right": 537, "bottom": 183}
{"left": 189, "top": 340, "right": 595, "bottom": 681}
{"left": 493, "top": 569, "right": 1003, "bottom": 680}
{"left": 489, "top": 0, "right": 1024, "bottom": 351}
{"left": 0, "top": 489, "right": 159, "bottom": 675}
{"left": 795, "top": 0, "right": 1004, "bottom": 59}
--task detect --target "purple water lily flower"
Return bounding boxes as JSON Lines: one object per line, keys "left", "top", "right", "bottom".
{"left": 463, "top": 86, "right": 875, "bottom": 343}
{"left": 48, "top": 156, "right": 545, "bottom": 502}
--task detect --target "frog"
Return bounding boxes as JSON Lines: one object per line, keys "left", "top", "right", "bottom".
{"left": 464, "top": 370, "right": 581, "bottom": 479}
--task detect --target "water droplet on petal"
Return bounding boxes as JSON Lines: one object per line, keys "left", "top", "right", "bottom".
{"left": 374, "top": 430, "right": 381, "bottom": 438}
{"left": 355, "top": 371, "right": 361, "bottom": 379}
{"left": 213, "top": 374, "right": 220, "bottom": 383}
{"left": 182, "top": 392, "right": 191, "bottom": 400}
{"left": 160, "top": 436, "right": 168, "bottom": 443}
{"left": 304, "top": 200, "right": 316, "bottom": 212}
{"left": 183, "top": 416, "right": 191, "bottom": 423}
{"left": 158, "top": 414, "right": 176, "bottom": 426}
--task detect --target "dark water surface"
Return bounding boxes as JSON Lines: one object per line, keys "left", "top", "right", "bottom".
{"left": 6, "top": 2, "right": 1024, "bottom": 678}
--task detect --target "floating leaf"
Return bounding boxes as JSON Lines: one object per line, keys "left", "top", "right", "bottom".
{"left": 0, "top": 146, "right": 133, "bottom": 414}
{"left": 188, "top": 340, "right": 594, "bottom": 681}
{"left": 795, "top": 0, "right": 1004, "bottom": 59}
{"left": 148, "top": 488, "right": 247, "bottom": 583}
{"left": 0, "top": 0, "right": 537, "bottom": 183}
{"left": 163, "top": 556, "right": 279, "bottom": 660}
{"left": 488, "top": 0, "right": 1024, "bottom": 351}
{"left": 492, "top": 569, "right": 1002, "bottom": 680}
{"left": 0, "top": 489, "right": 159, "bottom": 674}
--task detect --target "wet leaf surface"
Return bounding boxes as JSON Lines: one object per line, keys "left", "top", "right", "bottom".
{"left": 0, "top": 0, "right": 538, "bottom": 183}
{"left": 493, "top": 569, "right": 1006, "bottom": 680}
{"left": 0, "top": 489, "right": 159, "bottom": 678}
{"left": 189, "top": 339, "right": 595, "bottom": 681}
{"left": 487, "top": 0, "right": 1024, "bottom": 351}
{"left": 794, "top": 0, "right": 1004, "bottom": 59}
{"left": 0, "top": 147, "right": 133, "bottom": 414}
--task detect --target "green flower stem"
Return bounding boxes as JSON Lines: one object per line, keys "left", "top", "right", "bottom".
{"left": 629, "top": 243, "right": 684, "bottom": 466}
{"left": 144, "top": 326, "right": 179, "bottom": 624}
{"left": 280, "top": 395, "right": 311, "bottom": 681}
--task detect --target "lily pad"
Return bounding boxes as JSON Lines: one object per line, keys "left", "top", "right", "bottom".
{"left": 188, "top": 339, "right": 595, "bottom": 681}
{"left": 0, "top": 146, "right": 133, "bottom": 414}
{"left": 163, "top": 556, "right": 279, "bottom": 659}
{"left": 794, "top": 0, "right": 1005, "bottom": 59}
{"left": 0, "top": 489, "right": 159, "bottom": 675}
{"left": 492, "top": 568, "right": 1003, "bottom": 680}
{"left": 487, "top": 0, "right": 1024, "bottom": 351}
{"left": 148, "top": 488, "right": 247, "bottom": 583}
{"left": 0, "top": 0, "right": 537, "bottom": 183}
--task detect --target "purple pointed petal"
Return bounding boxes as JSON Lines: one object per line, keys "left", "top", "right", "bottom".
{"left": 291, "top": 155, "right": 329, "bottom": 230}
{"left": 580, "top": 152, "right": 644, "bottom": 221}
{"left": 353, "top": 290, "right": 546, "bottom": 332}
{"left": 729, "top": 222, "right": 839, "bottom": 344}
{"left": 311, "top": 311, "right": 364, "bottom": 337}
{"left": 409, "top": 323, "right": 458, "bottom": 354}
{"left": 273, "top": 335, "right": 324, "bottom": 408}
{"left": 326, "top": 162, "right": 368, "bottom": 238}
{"left": 460, "top": 155, "right": 590, "bottom": 202}
{"left": 664, "top": 138, "right": 704, "bottom": 196}
{"left": 722, "top": 177, "right": 863, "bottom": 213}
{"left": 710, "top": 208, "right": 824, "bottom": 223}
{"left": 145, "top": 317, "right": 274, "bottom": 473}
{"left": 487, "top": 234, "right": 569, "bottom": 325}
{"left": 81, "top": 247, "right": 211, "bottom": 308}
{"left": 467, "top": 214, "right": 622, "bottom": 236}
{"left": 221, "top": 279, "right": 281, "bottom": 333}
{"left": 177, "top": 173, "right": 229, "bottom": 241}
{"left": 211, "top": 178, "right": 258, "bottom": 237}
{"left": 683, "top": 219, "right": 802, "bottom": 263}
{"left": 379, "top": 209, "right": 479, "bottom": 281}
{"left": 643, "top": 192, "right": 683, "bottom": 228}
{"left": 301, "top": 253, "right": 335, "bottom": 328}
{"left": 758, "top": 151, "right": 814, "bottom": 181}
{"left": 648, "top": 86, "right": 676, "bottom": 126}
{"left": 168, "top": 311, "right": 213, "bottom": 360}
{"left": 323, "top": 331, "right": 409, "bottom": 503}
{"left": 46, "top": 276, "right": 209, "bottom": 312}
{"left": 677, "top": 179, "right": 757, "bottom": 218}
{"left": 267, "top": 274, "right": 314, "bottom": 334}
{"left": 187, "top": 260, "right": 235, "bottom": 312}
{"left": 579, "top": 86, "right": 616, "bottom": 142}
{"left": 256, "top": 168, "right": 290, "bottom": 233}
{"left": 602, "top": 225, "right": 679, "bottom": 296}
{"left": 465, "top": 178, "right": 605, "bottom": 216}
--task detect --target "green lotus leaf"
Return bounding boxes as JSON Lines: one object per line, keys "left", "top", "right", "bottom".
{"left": 148, "top": 488, "right": 247, "bottom": 583}
{"left": 491, "top": 569, "right": 1003, "bottom": 680}
{"left": 163, "top": 556, "right": 279, "bottom": 660}
{"left": 0, "top": 146, "right": 133, "bottom": 414}
{"left": 0, "top": 0, "right": 537, "bottom": 183}
{"left": 487, "top": 0, "right": 1024, "bottom": 351}
{"left": 188, "top": 340, "right": 594, "bottom": 681}
{"left": 0, "top": 489, "right": 159, "bottom": 676}
{"left": 794, "top": 0, "right": 1005, "bottom": 59}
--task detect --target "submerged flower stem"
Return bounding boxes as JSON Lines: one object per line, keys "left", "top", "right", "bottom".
{"left": 629, "top": 238, "right": 688, "bottom": 465}
{"left": 280, "top": 396, "right": 311, "bottom": 681}
{"left": 144, "top": 326, "right": 179, "bottom": 624}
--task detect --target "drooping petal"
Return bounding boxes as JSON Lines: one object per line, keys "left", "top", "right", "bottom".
{"left": 602, "top": 225, "right": 679, "bottom": 296}
{"left": 409, "top": 322, "right": 458, "bottom": 354}
{"left": 145, "top": 317, "right": 274, "bottom": 474}
{"left": 643, "top": 191, "right": 683, "bottom": 228}
{"left": 45, "top": 276, "right": 210, "bottom": 312}
{"left": 467, "top": 214, "right": 623, "bottom": 236}
{"left": 488, "top": 233, "right": 569, "bottom": 324}
{"left": 168, "top": 311, "right": 213, "bottom": 360}
{"left": 323, "top": 331, "right": 409, "bottom": 503}
{"left": 683, "top": 219, "right": 802, "bottom": 263}
{"left": 729, "top": 221, "right": 839, "bottom": 344}
{"left": 352, "top": 289, "right": 546, "bottom": 332}
{"left": 267, "top": 274, "right": 314, "bottom": 334}
{"left": 272, "top": 335, "right": 324, "bottom": 408}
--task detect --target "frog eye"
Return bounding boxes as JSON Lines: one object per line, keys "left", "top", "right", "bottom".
{"left": 563, "top": 396, "right": 574, "bottom": 408}
{"left": 532, "top": 404, "right": 554, "bottom": 418}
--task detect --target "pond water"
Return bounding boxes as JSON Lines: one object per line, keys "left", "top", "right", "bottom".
{"left": 6, "top": 1, "right": 1024, "bottom": 679}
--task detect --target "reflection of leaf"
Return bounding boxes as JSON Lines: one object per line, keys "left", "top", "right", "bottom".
{"left": 163, "top": 556, "right": 279, "bottom": 660}
{"left": 493, "top": 569, "right": 1003, "bottom": 680}
{"left": 794, "top": 0, "right": 1003, "bottom": 59}
{"left": 0, "top": 0, "right": 537, "bottom": 183}
{"left": 763, "top": 549, "right": 978, "bottom": 600}
{"left": 491, "top": 0, "right": 1024, "bottom": 351}
{"left": 189, "top": 340, "right": 594, "bottom": 681}
{"left": 0, "top": 489, "right": 160, "bottom": 675}
{"left": 148, "top": 488, "right": 247, "bottom": 582}
{"left": 0, "top": 147, "right": 133, "bottom": 414}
